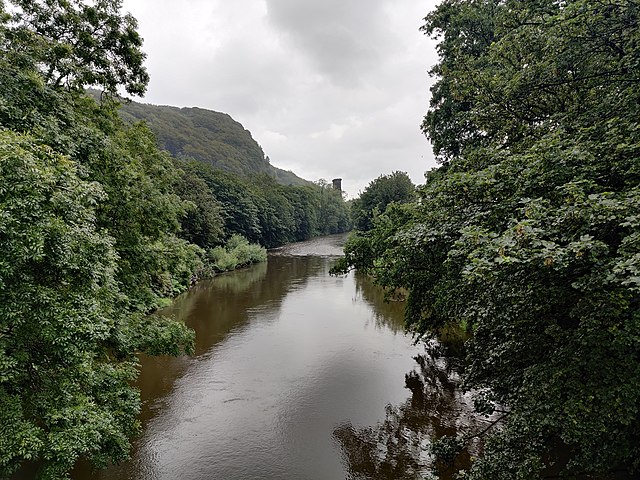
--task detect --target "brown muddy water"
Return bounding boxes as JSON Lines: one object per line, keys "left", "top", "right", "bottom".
{"left": 67, "top": 234, "right": 477, "bottom": 480}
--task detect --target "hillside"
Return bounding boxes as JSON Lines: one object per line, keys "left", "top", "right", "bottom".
{"left": 118, "top": 100, "right": 309, "bottom": 186}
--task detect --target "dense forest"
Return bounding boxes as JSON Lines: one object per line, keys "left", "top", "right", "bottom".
{"left": 0, "top": 1, "right": 349, "bottom": 478}
{"left": 335, "top": 0, "right": 639, "bottom": 478}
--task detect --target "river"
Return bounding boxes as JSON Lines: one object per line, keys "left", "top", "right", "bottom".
{"left": 70, "top": 234, "right": 476, "bottom": 480}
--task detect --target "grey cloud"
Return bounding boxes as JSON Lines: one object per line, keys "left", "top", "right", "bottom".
{"left": 265, "top": 0, "right": 398, "bottom": 87}
{"left": 199, "top": 40, "right": 300, "bottom": 116}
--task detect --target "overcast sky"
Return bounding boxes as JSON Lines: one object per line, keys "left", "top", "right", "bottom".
{"left": 121, "top": 0, "right": 441, "bottom": 198}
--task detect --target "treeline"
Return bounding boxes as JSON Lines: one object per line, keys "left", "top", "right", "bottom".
{"left": 335, "top": 0, "right": 639, "bottom": 478}
{"left": 0, "top": 1, "right": 348, "bottom": 478}
{"left": 175, "top": 159, "right": 350, "bottom": 250}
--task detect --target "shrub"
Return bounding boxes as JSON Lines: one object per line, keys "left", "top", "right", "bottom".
{"left": 204, "top": 235, "right": 266, "bottom": 274}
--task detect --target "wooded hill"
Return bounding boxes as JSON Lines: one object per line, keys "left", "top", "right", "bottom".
{"left": 118, "top": 99, "right": 309, "bottom": 186}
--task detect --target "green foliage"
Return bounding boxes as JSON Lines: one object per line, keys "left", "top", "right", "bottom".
{"left": 338, "top": 0, "right": 640, "bottom": 477}
{"left": 204, "top": 235, "right": 267, "bottom": 274}
{"left": 422, "top": 0, "right": 640, "bottom": 163}
{"left": 248, "top": 174, "right": 297, "bottom": 247}
{"left": 0, "top": 131, "right": 192, "bottom": 479}
{"left": 315, "top": 178, "right": 352, "bottom": 236}
{"left": 3, "top": 0, "right": 148, "bottom": 95}
{"left": 176, "top": 160, "right": 263, "bottom": 243}
{"left": 228, "top": 234, "right": 268, "bottom": 266}
{"left": 176, "top": 160, "right": 351, "bottom": 248}
{"left": 430, "top": 436, "right": 464, "bottom": 465}
{"left": 172, "top": 165, "right": 224, "bottom": 249}
{"left": 206, "top": 246, "right": 239, "bottom": 273}
{"left": 351, "top": 171, "right": 416, "bottom": 231}
{"left": 85, "top": 122, "right": 204, "bottom": 312}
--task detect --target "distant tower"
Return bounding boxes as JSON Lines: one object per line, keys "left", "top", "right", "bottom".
{"left": 332, "top": 178, "right": 342, "bottom": 192}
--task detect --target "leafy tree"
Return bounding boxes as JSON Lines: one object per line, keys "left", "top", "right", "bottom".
{"left": 351, "top": 171, "right": 415, "bottom": 231}
{"left": 90, "top": 123, "right": 203, "bottom": 310}
{"left": 247, "top": 174, "right": 297, "bottom": 248}
{"left": 4, "top": 0, "right": 148, "bottom": 95}
{"left": 177, "top": 160, "right": 263, "bottom": 243}
{"left": 175, "top": 161, "right": 351, "bottom": 248}
{"left": 336, "top": 1, "right": 640, "bottom": 477}
{"left": 312, "top": 179, "right": 349, "bottom": 235}
{"left": 283, "top": 185, "right": 321, "bottom": 241}
{"left": 0, "top": 131, "right": 194, "bottom": 479}
{"left": 172, "top": 163, "right": 225, "bottom": 249}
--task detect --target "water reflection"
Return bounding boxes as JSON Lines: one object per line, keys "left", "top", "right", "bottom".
{"left": 71, "top": 241, "right": 426, "bottom": 480}
{"left": 353, "top": 272, "right": 406, "bottom": 334}
{"left": 334, "top": 341, "right": 482, "bottom": 480}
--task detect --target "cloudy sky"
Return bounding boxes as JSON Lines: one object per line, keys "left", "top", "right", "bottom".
{"left": 121, "top": 0, "right": 441, "bottom": 198}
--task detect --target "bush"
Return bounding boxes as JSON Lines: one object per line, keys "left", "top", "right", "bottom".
{"left": 204, "top": 235, "right": 267, "bottom": 274}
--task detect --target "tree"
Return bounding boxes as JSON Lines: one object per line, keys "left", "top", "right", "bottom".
{"left": 0, "top": 131, "right": 194, "bottom": 479}
{"left": 248, "top": 174, "right": 297, "bottom": 248}
{"left": 283, "top": 185, "right": 321, "bottom": 241}
{"left": 3, "top": 0, "right": 148, "bottom": 95}
{"left": 316, "top": 179, "right": 351, "bottom": 235}
{"left": 335, "top": 1, "right": 640, "bottom": 477}
{"left": 174, "top": 162, "right": 351, "bottom": 248}
{"left": 178, "top": 160, "right": 263, "bottom": 243}
{"left": 351, "top": 171, "right": 415, "bottom": 231}
{"left": 0, "top": 2, "right": 201, "bottom": 477}
{"left": 94, "top": 123, "right": 203, "bottom": 310}
{"left": 172, "top": 164, "right": 225, "bottom": 249}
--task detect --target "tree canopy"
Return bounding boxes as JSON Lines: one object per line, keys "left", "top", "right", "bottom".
{"left": 0, "top": 1, "right": 195, "bottom": 477}
{"left": 3, "top": 0, "right": 148, "bottom": 95}
{"left": 0, "top": 130, "right": 195, "bottom": 479}
{"left": 351, "top": 171, "right": 415, "bottom": 231}
{"left": 335, "top": 0, "right": 640, "bottom": 477}
{"left": 176, "top": 160, "right": 351, "bottom": 248}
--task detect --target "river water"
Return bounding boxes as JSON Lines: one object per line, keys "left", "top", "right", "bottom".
{"left": 71, "top": 234, "right": 476, "bottom": 480}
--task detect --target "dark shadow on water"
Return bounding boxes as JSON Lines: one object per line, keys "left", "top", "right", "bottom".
{"left": 353, "top": 272, "right": 406, "bottom": 334}
{"left": 333, "top": 338, "right": 484, "bottom": 480}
